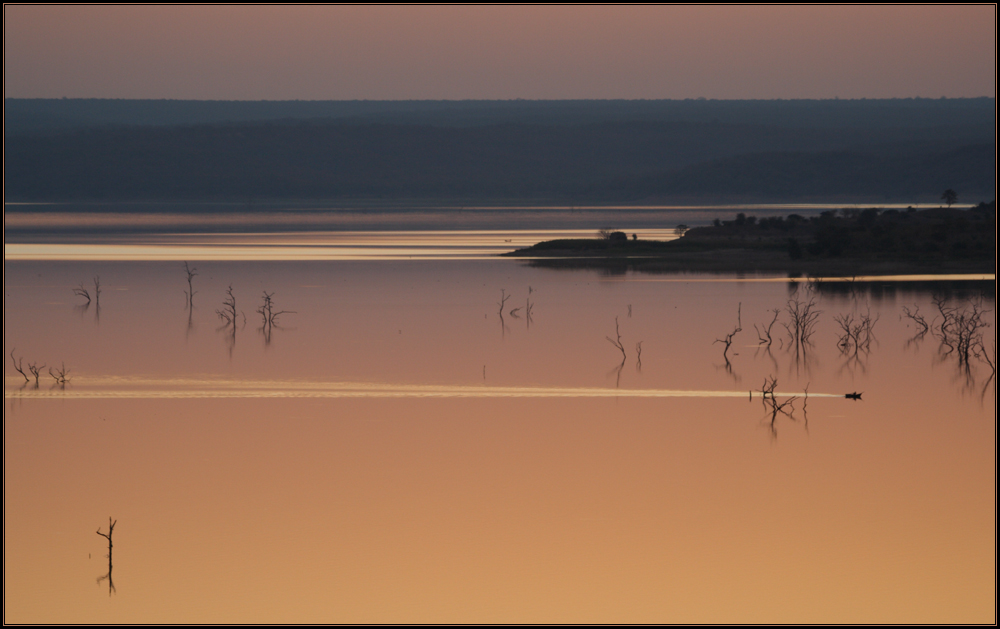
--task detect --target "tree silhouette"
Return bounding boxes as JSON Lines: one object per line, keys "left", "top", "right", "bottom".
{"left": 96, "top": 517, "right": 117, "bottom": 596}
{"left": 941, "top": 189, "right": 958, "bottom": 208}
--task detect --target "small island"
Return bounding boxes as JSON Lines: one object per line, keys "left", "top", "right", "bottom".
{"left": 505, "top": 202, "right": 996, "bottom": 275}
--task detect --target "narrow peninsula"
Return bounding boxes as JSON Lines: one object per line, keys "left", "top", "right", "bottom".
{"left": 505, "top": 202, "right": 996, "bottom": 275}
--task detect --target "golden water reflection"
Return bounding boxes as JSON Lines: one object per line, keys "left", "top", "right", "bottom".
{"left": 4, "top": 259, "right": 995, "bottom": 623}
{"left": 4, "top": 229, "right": 680, "bottom": 260}
{"left": 5, "top": 375, "right": 842, "bottom": 399}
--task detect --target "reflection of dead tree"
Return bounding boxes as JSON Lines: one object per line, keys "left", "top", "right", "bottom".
{"left": 802, "top": 383, "right": 810, "bottom": 432}
{"left": 755, "top": 308, "right": 781, "bottom": 347}
{"left": 525, "top": 297, "right": 534, "bottom": 329}
{"left": 975, "top": 338, "right": 996, "bottom": 376}
{"left": 974, "top": 338, "right": 996, "bottom": 402}
{"left": 606, "top": 316, "right": 626, "bottom": 361}
{"left": 607, "top": 360, "right": 625, "bottom": 388}
{"left": 715, "top": 303, "right": 742, "bottom": 365}
{"left": 627, "top": 304, "right": 632, "bottom": 318}
{"left": 93, "top": 276, "right": 102, "bottom": 307}
{"left": 754, "top": 341, "right": 780, "bottom": 373}
{"left": 183, "top": 262, "right": 198, "bottom": 305}
{"left": 48, "top": 362, "right": 70, "bottom": 387}
{"left": 635, "top": 341, "right": 643, "bottom": 371}
{"left": 759, "top": 376, "right": 777, "bottom": 403}
{"left": 760, "top": 376, "right": 799, "bottom": 437}
{"left": 96, "top": 517, "right": 117, "bottom": 596}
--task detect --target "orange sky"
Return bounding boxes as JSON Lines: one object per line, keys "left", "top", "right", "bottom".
{"left": 3, "top": 5, "right": 995, "bottom": 100}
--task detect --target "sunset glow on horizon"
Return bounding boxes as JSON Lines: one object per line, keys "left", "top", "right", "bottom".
{"left": 4, "top": 5, "right": 995, "bottom": 100}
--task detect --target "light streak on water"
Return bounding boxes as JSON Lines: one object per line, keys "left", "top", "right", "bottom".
{"left": 4, "top": 375, "right": 842, "bottom": 400}
{"left": 4, "top": 229, "right": 680, "bottom": 261}
{"left": 623, "top": 274, "right": 996, "bottom": 283}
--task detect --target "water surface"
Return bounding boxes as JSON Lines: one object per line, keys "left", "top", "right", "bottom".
{"left": 4, "top": 220, "right": 996, "bottom": 623}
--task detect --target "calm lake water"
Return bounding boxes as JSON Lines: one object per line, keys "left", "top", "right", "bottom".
{"left": 4, "top": 208, "right": 996, "bottom": 623}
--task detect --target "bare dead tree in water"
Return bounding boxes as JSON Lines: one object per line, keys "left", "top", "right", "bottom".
{"left": 256, "top": 291, "right": 295, "bottom": 345}
{"left": 635, "top": 341, "right": 643, "bottom": 371}
{"left": 216, "top": 285, "right": 239, "bottom": 326}
{"left": 901, "top": 305, "right": 930, "bottom": 348}
{"left": 835, "top": 305, "right": 879, "bottom": 357}
{"left": 755, "top": 308, "right": 781, "bottom": 347}
{"left": 715, "top": 303, "right": 742, "bottom": 365}
{"left": 496, "top": 289, "right": 512, "bottom": 337}
{"left": 783, "top": 297, "right": 821, "bottom": 350}
{"left": 28, "top": 363, "right": 45, "bottom": 389}
{"left": 901, "top": 305, "right": 929, "bottom": 335}
{"left": 48, "top": 362, "right": 70, "bottom": 387}
{"left": 952, "top": 299, "right": 990, "bottom": 367}
{"left": 96, "top": 517, "right": 116, "bottom": 596}
{"left": 93, "top": 276, "right": 101, "bottom": 308}
{"left": 27, "top": 362, "right": 44, "bottom": 386}
{"left": 602, "top": 316, "right": 627, "bottom": 387}
{"left": 216, "top": 285, "right": 244, "bottom": 355}
{"left": 10, "top": 349, "right": 29, "bottom": 383}
{"left": 606, "top": 316, "right": 626, "bottom": 361}
{"left": 782, "top": 296, "right": 821, "bottom": 377}
{"left": 73, "top": 283, "right": 92, "bottom": 304}
{"left": 525, "top": 297, "right": 534, "bottom": 329}
{"left": 497, "top": 289, "right": 510, "bottom": 317}
{"left": 932, "top": 295, "right": 959, "bottom": 356}
{"left": 257, "top": 291, "right": 294, "bottom": 327}
{"left": 183, "top": 262, "right": 198, "bottom": 305}
{"left": 933, "top": 295, "right": 992, "bottom": 368}
{"left": 11, "top": 350, "right": 45, "bottom": 388}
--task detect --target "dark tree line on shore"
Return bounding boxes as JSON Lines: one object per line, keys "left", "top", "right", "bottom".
{"left": 690, "top": 202, "right": 996, "bottom": 262}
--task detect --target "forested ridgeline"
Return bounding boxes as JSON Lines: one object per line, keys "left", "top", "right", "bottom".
{"left": 5, "top": 98, "right": 994, "bottom": 202}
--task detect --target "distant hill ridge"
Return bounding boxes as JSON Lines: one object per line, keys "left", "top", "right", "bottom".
{"left": 4, "top": 98, "right": 994, "bottom": 203}
{"left": 6, "top": 97, "right": 995, "bottom": 135}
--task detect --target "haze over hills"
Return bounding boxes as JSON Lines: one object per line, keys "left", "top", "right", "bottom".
{"left": 4, "top": 98, "right": 995, "bottom": 204}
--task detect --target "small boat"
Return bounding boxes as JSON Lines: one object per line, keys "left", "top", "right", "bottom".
{"left": 845, "top": 392, "right": 863, "bottom": 400}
